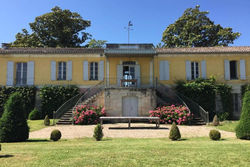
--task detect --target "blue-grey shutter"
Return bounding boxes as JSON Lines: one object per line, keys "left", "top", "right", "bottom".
{"left": 6, "top": 61, "right": 14, "bottom": 86}
{"left": 117, "top": 65, "right": 123, "bottom": 86}
{"left": 99, "top": 61, "right": 104, "bottom": 81}
{"left": 135, "top": 65, "right": 140, "bottom": 87}
{"left": 164, "top": 61, "right": 170, "bottom": 80}
{"left": 224, "top": 60, "right": 230, "bottom": 80}
{"left": 27, "top": 61, "right": 34, "bottom": 85}
{"left": 83, "top": 61, "right": 88, "bottom": 80}
{"left": 186, "top": 61, "right": 191, "bottom": 80}
{"left": 51, "top": 61, "right": 56, "bottom": 81}
{"left": 240, "top": 59, "right": 246, "bottom": 80}
{"left": 159, "top": 61, "right": 164, "bottom": 80}
{"left": 201, "top": 60, "right": 207, "bottom": 79}
{"left": 66, "top": 61, "right": 72, "bottom": 81}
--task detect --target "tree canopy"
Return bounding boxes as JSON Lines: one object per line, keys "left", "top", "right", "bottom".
{"left": 162, "top": 6, "right": 241, "bottom": 48}
{"left": 86, "top": 39, "right": 107, "bottom": 48}
{"left": 11, "top": 6, "right": 91, "bottom": 47}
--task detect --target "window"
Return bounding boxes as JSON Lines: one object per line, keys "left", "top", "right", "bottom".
{"left": 90, "top": 62, "right": 98, "bottom": 80}
{"left": 191, "top": 62, "right": 199, "bottom": 80}
{"left": 16, "top": 62, "right": 27, "bottom": 85}
{"left": 58, "top": 62, "right": 66, "bottom": 80}
{"left": 230, "top": 61, "right": 238, "bottom": 79}
{"left": 233, "top": 93, "right": 240, "bottom": 113}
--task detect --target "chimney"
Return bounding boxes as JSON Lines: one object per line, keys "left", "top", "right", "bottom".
{"left": 1, "top": 43, "right": 10, "bottom": 49}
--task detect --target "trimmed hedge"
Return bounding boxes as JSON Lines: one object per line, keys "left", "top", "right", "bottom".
{"left": 40, "top": 85, "right": 79, "bottom": 118}
{"left": 0, "top": 92, "right": 29, "bottom": 142}
{"left": 50, "top": 129, "right": 62, "bottom": 141}
{"left": 236, "top": 91, "right": 250, "bottom": 140}
{"left": 209, "top": 130, "right": 221, "bottom": 140}
{"left": 169, "top": 122, "right": 181, "bottom": 140}
{"left": 0, "top": 86, "right": 36, "bottom": 118}
{"left": 29, "top": 108, "right": 41, "bottom": 120}
{"left": 93, "top": 124, "right": 103, "bottom": 141}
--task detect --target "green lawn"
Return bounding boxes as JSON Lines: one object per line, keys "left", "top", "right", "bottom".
{"left": 28, "top": 120, "right": 55, "bottom": 132}
{"left": 212, "top": 121, "right": 239, "bottom": 132}
{"left": 0, "top": 137, "right": 250, "bottom": 167}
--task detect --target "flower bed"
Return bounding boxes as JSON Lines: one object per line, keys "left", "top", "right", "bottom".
{"left": 149, "top": 105, "right": 193, "bottom": 125}
{"left": 73, "top": 105, "right": 106, "bottom": 125}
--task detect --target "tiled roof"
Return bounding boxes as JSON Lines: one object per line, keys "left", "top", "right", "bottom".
{"left": 0, "top": 47, "right": 104, "bottom": 54}
{"left": 156, "top": 46, "right": 250, "bottom": 54}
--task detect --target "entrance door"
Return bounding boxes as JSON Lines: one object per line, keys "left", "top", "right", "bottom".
{"left": 122, "top": 96, "right": 138, "bottom": 116}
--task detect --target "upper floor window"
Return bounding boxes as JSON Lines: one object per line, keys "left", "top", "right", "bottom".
{"left": 90, "top": 62, "right": 98, "bottom": 80}
{"left": 230, "top": 61, "right": 238, "bottom": 80}
{"left": 16, "top": 62, "right": 27, "bottom": 85}
{"left": 191, "top": 61, "right": 199, "bottom": 80}
{"left": 58, "top": 62, "right": 66, "bottom": 80}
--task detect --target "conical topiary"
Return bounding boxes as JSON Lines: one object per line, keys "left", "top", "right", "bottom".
{"left": 93, "top": 124, "right": 103, "bottom": 141}
{"left": 212, "top": 115, "right": 219, "bottom": 126}
{"left": 236, "top": 91, "right": 250, "bottom": 140}
{"left": 169, "top": 122, "right": 181, "bottom": 140}
{"left": 0, "top": 92, "right": 29, "bottom": 142}
{"left": 44, "top": 115, "right": 50, "bottom": 126}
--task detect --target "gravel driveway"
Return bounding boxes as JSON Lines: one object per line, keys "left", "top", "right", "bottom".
{"left": 29, "top": 123, "right": 235, "bottom": 139}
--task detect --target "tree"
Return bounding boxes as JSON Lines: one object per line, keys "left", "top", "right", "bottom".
{"left": 86, "top": 39, "right": 107, "bottom": 48}
{"left": 11, "top": 6, "right": 91, "bottom": 47}
{"left": 0, "top": 92, "right": 29, "bottom": 142}
{"left": 162, "top": 5, "right": 240, "bottom": 48}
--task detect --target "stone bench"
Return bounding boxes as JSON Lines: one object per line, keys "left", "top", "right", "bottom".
{"left": 100, "top": 116, "right": 160, "bottom": 128}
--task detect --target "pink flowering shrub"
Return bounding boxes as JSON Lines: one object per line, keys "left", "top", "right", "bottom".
{"left": 73, "top": 105, "right": 106, "bottom": 125}
{"left": 149, "top": 105, "right": 193, "bottom": 125}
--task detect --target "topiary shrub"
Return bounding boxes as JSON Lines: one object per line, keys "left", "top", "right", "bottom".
{"left": 0, "top": 92, "right": 29, "bottom": 142}
{"left": 169, "top": 122, "right": 181, "bottom": 141}
{"left": 212, "top": 115, "right": 219, "bottom": 126}
{"left": 44, "top": 115, "right": 50, "bottom": 126}
{"left": 28, "top": 108, "right": 41, "bottom": 120}
{"left": 209, "top": 129, "right": 221, "bottom": 140}
{"left": 236, "top": 91, "right": 250, "bottom": 140}
{"left": 93, "top": 124, "right": 103, "bottom": 141}
{"left": 50, "top": 129, "right": 62, "bottom": 141}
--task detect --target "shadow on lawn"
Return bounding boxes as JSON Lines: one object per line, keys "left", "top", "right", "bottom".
{"left": 0, "top": 154, "right": 14, "bottom": 158}
{"left": 26, "top": 139, "right": 49, "bottom": 142}
{"left": 108, "top": 127, "right": 169, "bottom": 130}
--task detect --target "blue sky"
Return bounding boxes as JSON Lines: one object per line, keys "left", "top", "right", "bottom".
{"left": 0, "top": 0, "right": 250, "bottom": 46}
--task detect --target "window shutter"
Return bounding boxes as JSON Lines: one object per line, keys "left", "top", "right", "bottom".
{"left": 51, "top": 61, "right": 56, "bottom": 81}
{"left": 6, "top": 61, "right": 14, "bottom": 86}
{"left": 66, "top": 61, "right": 72, "bottom": 81}
{"left": 224, "top": 60, "right": 230, "bottom": 80}
{"left": 98, "top": 61, "right": 104, "bottom": 81}
{"left": 240, "top": 59, "right": 246, "bottom": 80}
{"left": 117, "top": 65, "right": 123, "bottom": 86}
{"left": 27, "top": 61, "right": 34, "bottom": 85}
{"left": 164, "top": 61, "right": 170, "bottom": 80}
{"left": 201, "top": 60, "right": 207, "bottom": 79}
{"left": 83, "top": 61, "right": 88, "bottom": 80}
{"left": 159, "top": 61, "right": 164, "bottom": 80}
{"left": 135, "top": 65, "right": 141, "bottom": 87}
{"left": 186, "top": 61, "right": 191, "bottom": 80}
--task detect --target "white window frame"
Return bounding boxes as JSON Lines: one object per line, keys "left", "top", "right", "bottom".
{"left": 16, "top": 62, "right": 27, "bottom": 85}
{"left": 58, "top": 62, "right": 67, "bottom": 80}
{"left": 90, "top": 62, "right": 98, "bottom": 80}
{"left": 191, "top": 61, "right": 199, "bottom": 80}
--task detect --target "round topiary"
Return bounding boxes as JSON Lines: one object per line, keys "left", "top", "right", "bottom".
{"left": 50, "top": 129, "right": 62, "bottom": 141}
{"left": 44, "top": 115, "right": 50, "bottom": 126}
{"left": 93, "top": 124, "right": 103, "bottom": 141}
{"left": 0, "top": 92, "right": 29, "bottom": 142}
{"left": 29, "top": 108, "right": 41, "bottom": 120}
{"left": 212, "top": 115, "right": 219, "bottom": 126}
{"left": 236, "top": 91, "right": 250, "bottom": 140}
{"left": 169, "top": 122, "right": 181, "bottom": 141}
{"left": 209, "top": 129, "right": 221, "bottom": 140}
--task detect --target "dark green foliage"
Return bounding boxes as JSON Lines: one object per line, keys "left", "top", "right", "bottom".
{"left": 217, "top": 112, "right": 230, "bottom": 121}
{"left": 0, "top": 86, "right": 36, "bottom": 118}
{"left": 212, "top": 115, "right": 219, "bottom": 126}
{"left": 241, "top": 84, "right": 250, "bottom": 98}
{"left": 44, "top": 115, "right": 50, "bottom": 126}
{"left": 40, "top": 85, "right": 79, "bottom": 118}
{"left": 209, "top": 130, "right": 221, "bottom": 140}
{"left": 28, "top": 108, "right": 41, "bottom": 120}
{"left": 50, "top": 129, "right": 62, "bottom": 141}
{"left": 0, "top": 93, "right": 29, "bottom": 142}
{"left": 11, "top": 6, "right": 91, "bottom": 47}
{"left": 169, "top": 122, "right": 181, "bottom": 140}
{"left": 236, "top": 91, "right": 250, "bottom": 140}
{"left": 162, "top": 5, "right": 240, "bottom": 47}
{"left": 175, "top": 78, "right": 232, "bottom": 120}
{"left": 93, "top": 124, "right": 103, "bottom": 141}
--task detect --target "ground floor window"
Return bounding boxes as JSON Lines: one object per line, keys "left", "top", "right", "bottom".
{"left": 233, "top": 93, "right": 241, "bottom": 113}
{"left": 16, "top": 62, "right": 27, "bottom": 85}
{"left": 191, "top": 61, "right": 199, "bottom": 80}
{"left": 57, "top": 62, "right": 67, "bottom": 80}
{"left": 230, "top": 61, "right": 238, "bottom": 80}
{"left": 90, "top": 62, "right": 98, "bottom": 80}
